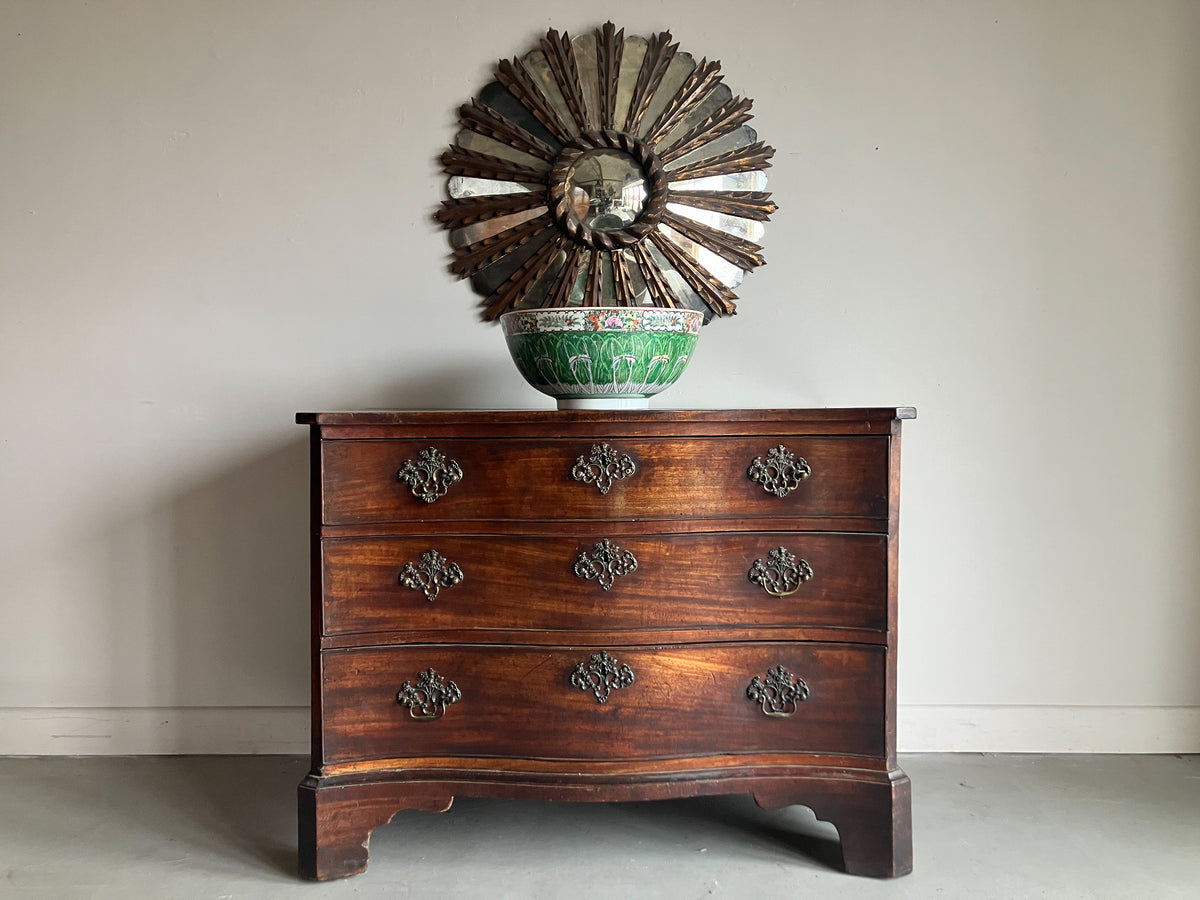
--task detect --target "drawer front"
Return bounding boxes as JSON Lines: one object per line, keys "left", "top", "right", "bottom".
{"left": 322, "top": 532, "right": 887, "bottom": 635}
{"left": 320, "top": 436, "right": 888, "bottom": 524}
{"left": 320, "top": 642, "right": 885, "bottom": 764}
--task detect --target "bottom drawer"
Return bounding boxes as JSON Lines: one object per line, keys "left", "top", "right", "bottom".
{"left": 320, "top": 642, "right": 886, "bottom": 765}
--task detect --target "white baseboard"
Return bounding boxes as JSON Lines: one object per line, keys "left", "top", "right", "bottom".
{"left": 899, "top": 704, "right": 1200, "bottom": 753}
{"left": 1, "top": 705, "right": 1196, "bottom": 756}
{"left": 0, "top": 707, "right": 310, "bottom": 756}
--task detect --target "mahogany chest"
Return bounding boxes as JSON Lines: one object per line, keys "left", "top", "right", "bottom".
{"left": 296, "top": 408, "right": 914, "bottom": 879}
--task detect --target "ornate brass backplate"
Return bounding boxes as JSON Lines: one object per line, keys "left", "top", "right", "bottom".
{"left": 748, "top": 546, "right": 814, "bottom": 597}
{"left": 746, "top": 665, "right": 810, "bottom": 717}
{"left": 573, "top": 538, "right": 638, "bottom": 590}
{"left": 399, "top": 549, "right": 465, "bottom": 602}
{"left": 397, "top": 668, "right": 463, "bottom": 720}
{"left": 570, "top": 650, "right": 636, "bottom": 703}
{"left": 571, "top": 442, "right": 637, "bottom": 494}
{"left": 747, "top": 444, "right": 812, "bottom": 498}
{"left": 437, "top": 22, "right": 777, "bottom": 321}
{"left": 397, "top": 447, "right": 464, "bottom": 503}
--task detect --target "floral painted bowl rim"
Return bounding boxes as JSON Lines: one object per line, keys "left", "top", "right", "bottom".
{"left": 500, "top": 306, "right": 703, "bottom": 336}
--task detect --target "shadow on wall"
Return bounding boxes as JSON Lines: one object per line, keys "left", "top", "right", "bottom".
{"left": 96, "top": 364, "right": 517, "bottom": 719}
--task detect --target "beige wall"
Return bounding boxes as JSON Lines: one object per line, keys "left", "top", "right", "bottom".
{"left": 2, "top": 0, "right": 1198, "bottom": 752}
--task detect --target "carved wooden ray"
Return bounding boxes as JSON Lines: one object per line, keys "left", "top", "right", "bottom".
{"left": 495, "top": 57, "right": 576, "bottom": 143}
{"left": 661, "top": 208, "right": 765, "bottom": 271}
{"left": 583, "top": 248, "right": 604, "bottom": 306}
{"left": 630, "top": 242, "right": 681, "bottom": 308}
{"left": 666, "top": 190, "right": 776, "bottom": 221}
{"left": 546, "top": 244, "right": 586, "bottom": 308}
{"left": 595, "top": 22, "right": 624, "bottom": 130}
{"left": 650, "top": 230, "right": 738, "bottom": 317}
{"left": 436, "top": 193, "right": 548, "bottom": 229}
{"left": 611, "top": 250, "right": 637, "bottom": 307}
{"left": 667, "top": 142, "right": 776, "bottom": 182}
{"left": 658, "top": 97, "right": 756, "bottom": 165}
{"left": 541, "top": 29, "right": 591, "bottom": 133}
{"left": 441, "top": 145, "right": 546, "bottom": 184}
{"left": 449, "top": 212, "right": 551, "bottom": 277}
{"left": 643, "top": 59, "right": 724, "bottom": 147}
{"left": 480, "top": 232, "right": 567, "bottom": 320}
{"left": 625, "top": 31, "right": 678, "bottom": 135}
{"left": 458, "top": 99, "right": 558, "bottom": 162}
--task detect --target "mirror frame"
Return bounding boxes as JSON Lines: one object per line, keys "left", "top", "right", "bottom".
{"left": 436, "top": 22, "right": 778, "bottom": 323}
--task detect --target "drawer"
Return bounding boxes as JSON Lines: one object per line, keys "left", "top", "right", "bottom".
{"left": 320, "top": 642, "right": 886, "bottom": 764}
{"left": 322, "top": 532, "right": 887, "bottom": 635}
{"left": 320, "top": 436, "right": 888, "bottom": 524}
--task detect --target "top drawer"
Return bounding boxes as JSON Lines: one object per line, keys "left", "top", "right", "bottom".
{"left": 320, "top": 436, "right": 889, "bottom": 524}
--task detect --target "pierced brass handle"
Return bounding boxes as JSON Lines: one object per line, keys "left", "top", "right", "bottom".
{"left": 748, "top": 547, "right": 814, "bottom": 597}
{"left": 398, "top": 447, "right": 463, "bottom": 503}
{"left": 397, "top": 668, "right": 462, "bottom": 720}
{"left": 399, "top": 550, "right": 464, "bottom": 602}
{"left": 570, "top": 651, "right": 636, "bottom": 703}
{"left": 747, "top": 444, "right": 811, "bottom": 498}
{"left": 747, "top": 665, "right": 810, "bottom": 718}
{"left": 573, "top": 539, "right": 638, "bottom": 591}
{"left": 571, "top": 443, "right": 637, "bottom": 494}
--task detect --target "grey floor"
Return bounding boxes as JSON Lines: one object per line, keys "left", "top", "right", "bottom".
{"left": 1, "top": 755, "right": 1197, "bottom": 899}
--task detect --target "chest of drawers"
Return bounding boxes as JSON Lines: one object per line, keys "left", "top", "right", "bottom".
{"left": 296, "top": 408, "right": 914, "bottom": 880}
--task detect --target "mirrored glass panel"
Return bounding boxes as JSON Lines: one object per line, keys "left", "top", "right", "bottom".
{"left": 612, "top": 36, "right": 648, "bottom": 132}
{"left": 455, "top": 130, "right": 548, "bottom": 171}
{"left": 448, "top": 176, "right": 541, "bottom": 199}
{"left": 571, "top": 32, "right": 601, "bottom": 129}
{"left": 668, "top": 171, "right": 769, "bottom": 192}
{"left": 635, "top": 52, "right": 696, "bottom": 139}
{"left": 656, "top": 84, "right": 733, "bottom": 153}
{"left": 450, "top": 207, "right": 547, "bottom": 249}
{"left": 658, "top": 223, "right": 746, "bottom": 288}
{"left": 522, "top": 49, "right": 578, "bottom": 138}
{"left": 667, "top": 202, "right": 767, "bottom": 243}
{"left": 665, "top": 126, "right": 758, "bottom": 171}
{"left": 479, "top": 82, "right": 562, "bottom": 150}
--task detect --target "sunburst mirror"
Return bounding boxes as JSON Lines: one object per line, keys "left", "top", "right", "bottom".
{"left": 436, "top": 22, "right": 777, "bottom": 324}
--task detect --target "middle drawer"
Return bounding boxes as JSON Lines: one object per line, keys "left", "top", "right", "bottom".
{"left": 322, "top": 532, "right": 887, "bottom": 636}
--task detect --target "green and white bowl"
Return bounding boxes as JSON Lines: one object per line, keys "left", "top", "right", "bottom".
{"left": 500, "top": 307, "right": 702, "bottom": 409}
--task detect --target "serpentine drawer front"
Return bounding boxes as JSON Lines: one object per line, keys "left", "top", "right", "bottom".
{"left": 297, "top": 409, "right": 914, "bottom": 882}
{"left": 319, "top": 643, "right": 886, "bottom": 764}
{"left": 319, "top": 435, "right": 890, "bottom": 525}
{"left": 321, "top": 532, "right": 889, "bottom": 636}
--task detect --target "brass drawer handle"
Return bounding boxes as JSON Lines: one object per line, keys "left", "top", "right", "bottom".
{"left": 397, "top": 668, "right": 462, "bottom": 720}
{"left": 573, "top": 539, "right": 638, "bottom": 591}
{"left": 747, "top": 665, "right": 811, "bottom": 718}
{"left": 399, "top": 550, "right": 464, "bottom": 602}
{"left": 398, "top": 447, "right": 463, "bottom": 503}
{"left": 748, "top": 547, "right": 814, "bottom": 597}
{"left": 570, "top": 650, "right": 635, "bottom": 704}
{"left": 571, "top": 443, "right": 637, "bottom": 494}
{"left": 747, "top": 444, "right": 812, "bottom": 498}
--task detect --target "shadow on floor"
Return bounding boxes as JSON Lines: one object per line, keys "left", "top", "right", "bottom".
{"left": 4, "top": 756, "right": 847, "bottom": 881}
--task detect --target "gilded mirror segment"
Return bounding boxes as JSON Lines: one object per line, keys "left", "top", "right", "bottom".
{"left": 437, "top": 22, "right": 778, "bottom": 322}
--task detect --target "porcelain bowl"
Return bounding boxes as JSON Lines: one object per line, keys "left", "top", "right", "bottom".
{"left": 499, "top": 307, "right": 703, "bottom": 409}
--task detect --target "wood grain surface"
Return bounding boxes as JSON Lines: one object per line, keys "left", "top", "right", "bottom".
{"left": 321, "top": 531, "right": 888, "bottom": 635}
{"left": 320, "top": 436, "right": 889, "bottom": 524}
{"left": 299, "top": 408, "right": 913, "bottom": 881}
{"left": 319, "top": 642, "right": 885, "bottom": 764}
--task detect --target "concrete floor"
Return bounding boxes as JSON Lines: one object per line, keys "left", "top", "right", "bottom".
{"left": 0, "top": 755, "right": 1196, "bottom": 899}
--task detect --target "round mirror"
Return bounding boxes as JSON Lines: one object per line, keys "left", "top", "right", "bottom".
{"left": 564, "top": 149, "right": 648, "bottom": 231}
